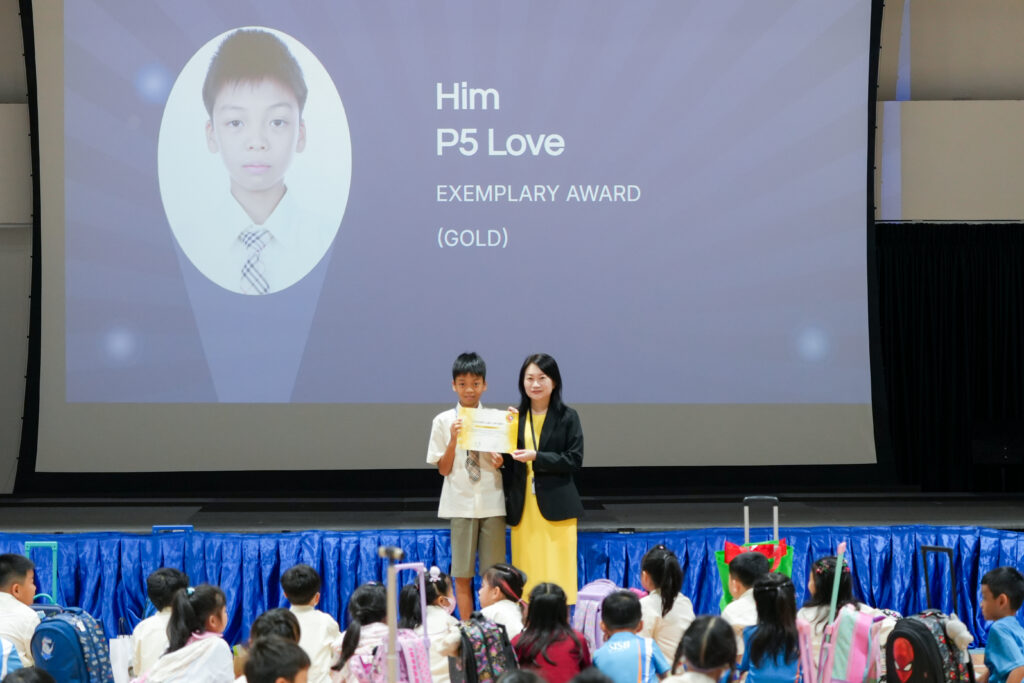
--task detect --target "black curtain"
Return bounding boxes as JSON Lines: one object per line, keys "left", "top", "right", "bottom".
{"left": 876, "top": 223, "right": 1024, "bottom": 492}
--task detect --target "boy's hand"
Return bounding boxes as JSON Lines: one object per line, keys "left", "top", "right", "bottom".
{"left": 512, "top": 450, "right": 537, "bottom": 462}
{"left": 449, "top": 418, "right": 463, "bottom": 441}
{"left": 487, "top": 452, "right": 503, "bottom": 468}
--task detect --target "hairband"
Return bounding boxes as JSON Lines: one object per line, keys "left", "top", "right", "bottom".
{"left": 814, "top": 558, "right": 850, "bottom": 575}
{"left": 428, "top": 566, "right": 442, "bottom": 583}
{"left": 186, "top": 586, "right": 195, "bottom": 596}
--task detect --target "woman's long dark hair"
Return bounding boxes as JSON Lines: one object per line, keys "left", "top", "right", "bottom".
{"left": 672, "top": 616, "right": 736, "bottom": 676}
{"left": 642, "top": 545, "right": 683, "bottom": 617}
{"left": 803, "top": 555, "right": 861, "bottom": 621}
{"left": 517, "top": 354, "right": 564, "bottom": 417}
{"left": 166, "top": 584, "right": 226, "bottom": 653}
{"left": 516, "top": 583, "right": 585, "bottom": 669}
{"left": 333, "top": 583, "right": 387, "bottom": 670}
{"left": 748, "top": 572, "right": 799, "bottom": 667}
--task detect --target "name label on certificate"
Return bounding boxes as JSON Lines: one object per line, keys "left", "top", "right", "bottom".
{"left": 456, "top": 407, "right": 518, "bottom": 453}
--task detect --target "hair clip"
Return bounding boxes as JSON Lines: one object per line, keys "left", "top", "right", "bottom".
{"left": 186, "top": 586, "right": 195, "bottom": 596}
{"left": 428, "top": 566, "right": 442, "bottom": 583}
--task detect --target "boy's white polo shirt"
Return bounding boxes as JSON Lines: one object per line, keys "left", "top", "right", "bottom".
{"left": 427, "top": 405, "right": 506, "bottom": 519}
{"left": 290, "top": 604, "right": 342, "bottom": 683}
{"left": 721, "top": 588, "right": 757, "bottom": 655}
{"left": 0, "top": 592, "right": 40, "bottom": 666}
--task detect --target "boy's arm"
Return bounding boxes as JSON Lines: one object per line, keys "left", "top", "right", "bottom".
{"left": 1008, "top": 666, "right": 1024, "bottom": 683}
{"left": 429, "top": 418, "right": 461, "bottom": 477}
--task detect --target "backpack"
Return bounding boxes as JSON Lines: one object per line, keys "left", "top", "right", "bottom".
{"left": 799, "top": 605, "right": 886, "bottom": 683}
{"left": 449, "top": 613, "right": 518, "bottom": 683}
{"left": 367, "top": 627, "right": 432, "bottom": 683}
{"left": 572, "top": 579, "right": 620, "bottom": 652}
{"left": 31, "top": 606, "right": 115, "bottom": 683}
{"left": 884, "top": 610, "right": 974, "bottom": 683}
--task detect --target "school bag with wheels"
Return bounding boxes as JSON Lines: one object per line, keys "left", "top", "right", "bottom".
{"left": 31, "top": 606, "right": 116, "bottom": 683}
{"left": 884, "top": 546, "right": 974, "bottom": 683}
{"left": 370, "top": 547, "right": 433, "bottom": 683}
{"left": 448, "top": 612, "right": 518, "bottom": 683}
{"left": 716, "top": 496, "right": 794, "bottom": 610}
{"left": 571, "top": 578, "right": 620, "bottom": 652}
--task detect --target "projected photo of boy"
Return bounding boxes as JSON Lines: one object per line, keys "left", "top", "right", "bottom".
{"left": 158, "top": 27, "right": 351, "bottom": 295}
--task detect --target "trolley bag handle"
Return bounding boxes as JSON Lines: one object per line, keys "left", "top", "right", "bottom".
{"left": 920, "top": 545, "right": 956, "bottom": 612}
{"left": 24, "top": 541, "right": 58, "bottom": 604}
{"left": 379, "top": 546, "right": 430, "bottom": 683}
{"left": 828, "top": 541, "right": 848, "bottom": 625}
{"left": 742, "top": 495, "right": 780, "bottom": 544}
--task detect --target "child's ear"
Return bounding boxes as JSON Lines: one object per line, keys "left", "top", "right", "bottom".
{"left": 600, "top": 622, "right": 610, "bottom": 638}
{"left": 634, "top": 619, "right": 644, "bottom": 634}
{"left": 206, "top": 120, "right": 219, "bottom": 153}
{"left": 295, "top": 120, "right": 306, "bottom": 153}
{"left": 312, "top": 591, "right": 320, "bottom": 607}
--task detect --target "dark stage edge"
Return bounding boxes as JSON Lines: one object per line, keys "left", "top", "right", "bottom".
{"left": 1, "top": 494, "right": 1023, "bottom": 533}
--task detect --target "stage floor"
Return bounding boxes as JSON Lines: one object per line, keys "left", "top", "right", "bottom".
{"left": 1, "top": 494, "right": 1023, "bottom": 533}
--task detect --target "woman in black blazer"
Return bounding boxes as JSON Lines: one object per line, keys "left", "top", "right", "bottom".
{"left": 503, "top": 353, "right": 584, "bottom": 603}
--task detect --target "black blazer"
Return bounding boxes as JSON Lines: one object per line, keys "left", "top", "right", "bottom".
{"left": 502, "top": 404, "right": 584, "bottom": 525}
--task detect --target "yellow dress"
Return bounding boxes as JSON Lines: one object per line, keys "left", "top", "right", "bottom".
{"left": 510, "top": 411, "right": 579, "bottom": 604}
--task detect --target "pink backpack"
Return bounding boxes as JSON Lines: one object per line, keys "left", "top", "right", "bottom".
{"left": 799, "top": 606, "right": 886, "bottom": 683}
{"left": 368, "top": 628, "right": 432, "bottom": 683}
{"left": 571, "top": 579, "right": 620, "bottom": 652}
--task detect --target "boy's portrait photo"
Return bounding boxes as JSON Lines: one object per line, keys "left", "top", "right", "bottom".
{"left": 158, "top": 27, "right": 351, "bottom": 295}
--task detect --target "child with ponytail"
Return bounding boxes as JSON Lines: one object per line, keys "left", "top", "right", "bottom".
{"left": 664, "top": 616, "right": 736, "bottom": 683}
{"left": 639, "top": 545, "right": 695, "bottom": 661}
{"left": 330, "top": 583, "right": 388, "bottom": 683}
{"left": 479, "top": 563, "right": 527, "bottom": 638}
{"left": 737, "top": 573, "right": 800, "bottom": 683}
{"left": 397, "top": 566, "right": 458, "bottom": 683}
{"left": 514, "top": 583, "right": 591, "bottom": 683}
{"left": 132, "top": 584, "right": 233, "bottom": 683}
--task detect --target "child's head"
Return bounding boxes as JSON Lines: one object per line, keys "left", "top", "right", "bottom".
{"left": 981, "top": 566, "right": 1024, "bottom": 620}
{"left": 202, "top": 29, "right": 308, "bottom": 201}
{"left": 146, "top": 567, "right": 189, "bottom": 611}
{"left": 479, "top": 563, "right": 527, "bottom": 609}
{"left": 1, "top": 669, "right": 57, "bottom": 683}
{"left": 335, "top": 582, "right": 387, "bottom": 670}
{"left": 497, "top": 671, "right": 548, "bottom": 683}
{"left": 281, "top": 564, "right": 321, "bottom": 607}
{"left": 599, "top": 590, "right": 643, "bottom": 637}
{"left": 672, "top": 616, "right": 736, "bottom": 677}
{"left": 452, "top": 352, "right": 487, "bottom": 407}
{"left": 641, "top": 544, "right": 683, "bottom": 616}
{"left": 0, "top": 554, "right": 35, "bottom": 606}
{"left": 804, "top": 555, "right": 856, "bottom": 611}
{"left": 728, "top": 551, "right": 771, "bottom": 598}
{"left": 568, "top": 669, "right": 615, "bottom": 683}
{"left": 167, "top": 584, "right": 228, "bottom": 652}
{"left": 749, "top": 573, "right": 799, "bottom": 667}
{"left": 518, "top": 583, "right": 586, "bottom": 670}
{"left": 250, "top": 607, "right": 302, "bottom": 644}
{"left": 398, "top": 567, "right": 454, "bottom": 629}
{"left": 245, "top": 635, "right": 311, "bottom": 683}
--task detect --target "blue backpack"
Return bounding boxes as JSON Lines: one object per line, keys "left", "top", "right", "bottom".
{"left": 31, "top": 606, "right": 115, "bottom": 683}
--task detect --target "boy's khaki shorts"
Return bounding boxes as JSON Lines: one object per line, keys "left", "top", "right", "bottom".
{"left": 449, "top": 516, "right": 506, "bottom": 578}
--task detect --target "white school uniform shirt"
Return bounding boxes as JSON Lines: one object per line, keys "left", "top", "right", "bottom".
{"left": 480, "top": 599, "right": 524, "bottom": 639}
{"left": 330, "top": 621, "right": 389, "bottom": 683}
{"left": 425, "top": 604, "right": 459, "bottom": 683}
{"left": 721, "top": 589, "right": 757, "bottom": 655}
{"left": 426, "top": 405, "right": 506, "bottom": 519}
{"left": 176, "top": 188, "right": 336, "bottom": 295}
{"left": 135, "top": 631, "right": 234, "bottom": 683}
{"left": 663, "top": 671, "right": 719, "bottom": 683}
{"left": 0, "top": 592, "right": 40, "bottom": 666}
{"left": 640, "top": 590, "right": 696, "bottom": 662}
{"left": 131, "top": 607, "right": 172, "bottom": 677}
{"left": 291, "top": 604, "right": 342, "bottom": 683}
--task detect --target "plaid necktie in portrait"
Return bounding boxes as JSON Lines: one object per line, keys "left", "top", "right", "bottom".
{"left": 466, "top": 450, "right": 480, "bottom": 482}
{"left": 239, "top": 228, "right": 271, "bottom": 294}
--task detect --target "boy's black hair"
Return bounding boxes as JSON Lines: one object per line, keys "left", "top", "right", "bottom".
{"left": 202, "top": 29, "right": 308, "bottom": 117}
{"left": 146, "top": 568, "right": 189, "bottom": 611}
{"left": 982, "top": 566, "right": 1024, "bottom": 611}
{"left": 452, "top": 352, "right": 486, "bottom": 380}
{"left": 569, "top": 668, "right": 616, "bottom": 683}
{"left": 250, "top": 607, "right": 301, "bottom": 643}
{"left": 245, "top": 635, "right": 311, "bottom": 683}
{"left": 0, "top": 554, "right": 34, "bottom": 590}
{"left": 728, "top": 551, "right": 771, "bottom": 589}
{"left": 281, "top": 563, "right": 321, "bottom": 605}
{"left": 2, "top": 668, "right": 58, "bottom": 683}
{"left": 600, "top": 590, "right": 642, "bottom": 632}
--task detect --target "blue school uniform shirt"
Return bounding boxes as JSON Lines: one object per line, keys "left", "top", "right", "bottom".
{"left": 1, "top": 637, "right": 23, "bottom": 677}
{"left": 739, "top": 626, "right": 800, "bottom": 683}
{"left": 593, "top": 631, "right": 671, "bottom": 683}
{"left": 985, "top": 617, "right": 1024, "bottom": 683}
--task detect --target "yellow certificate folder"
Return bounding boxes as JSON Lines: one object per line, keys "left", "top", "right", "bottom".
{"left": 456, "top": 407, "right": 519, "bottom": 453}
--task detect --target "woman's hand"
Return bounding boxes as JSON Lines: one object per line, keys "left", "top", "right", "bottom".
{"left": 511, "top": 449, "right": 537, "bottom": 462}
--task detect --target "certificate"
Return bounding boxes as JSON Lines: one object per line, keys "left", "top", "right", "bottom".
{"left": 456, "top": 407, "right": 518, "bottom": 453}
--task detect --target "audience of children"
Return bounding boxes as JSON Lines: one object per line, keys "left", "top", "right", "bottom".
{"left": 397, "top": 566, "right": 459, "bottom": 683}
{"left": 592, "top": 590, "right": 671, "bottom": 683}
{"left": 737, "top": 573, "right": 799, "bottom": 683}
{"left": 133, "top": 584, "right": 233, "bottom": 683}
{"left": 978, "top": 566, "right": 1024, "bottom": 683}
{"left": 638, "top": 545, "right": 695, "bottom": 662}
{"left": 513, "top": 583, "right": 592, "bottom": 683}
{"left": 664, "top": 616, "right": 736, "bottom": 683}
{"left": 330, "top": 582, "right": 388, "bottom": 683}
{"left": 0, "top": 555, "right": 39, "bottom": 668}
{"left": 721, "top": 551, "right": 772, "bottom": 654}
{"left": 132, "top": 568, "right": 189, "bottom": 678}
{"left": 479, "top": 563, "right": 528, "bottom": 639}
{"left": 282, "top": 564, "right": 341, "bottom": 683}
